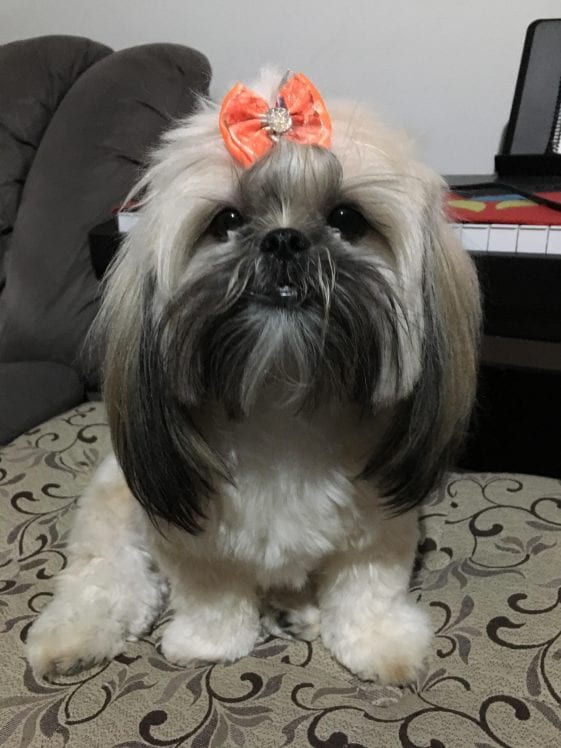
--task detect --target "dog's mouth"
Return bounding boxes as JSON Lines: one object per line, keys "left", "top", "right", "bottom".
{"left": 247, "top": 283, "right": 301, "bottom": 309}
{"left": 246, "top": 260, "right": 307, "bottom": 309}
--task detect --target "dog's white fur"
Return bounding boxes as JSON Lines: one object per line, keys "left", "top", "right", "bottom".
{"left": 27, "top": 71, "right": 479, "bottom": 684}
{"left": 28, "top": 411, "right": 427, "bottom": 683}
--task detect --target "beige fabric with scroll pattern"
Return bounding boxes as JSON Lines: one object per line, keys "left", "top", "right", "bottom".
{"left": 1, "top": 403, "right": 560, "bottom": 747}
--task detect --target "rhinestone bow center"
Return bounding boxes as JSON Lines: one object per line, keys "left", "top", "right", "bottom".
{"left": 263, "top": 106, "right": 293, "bottom": 135}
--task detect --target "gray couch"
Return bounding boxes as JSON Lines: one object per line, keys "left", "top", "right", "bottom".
{"left": 0, "top": 35, "right": 211, "bottom": 443}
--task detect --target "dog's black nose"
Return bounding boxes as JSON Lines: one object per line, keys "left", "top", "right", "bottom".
{"left": 260, "top": 228, "right": 310, "bottom": 258}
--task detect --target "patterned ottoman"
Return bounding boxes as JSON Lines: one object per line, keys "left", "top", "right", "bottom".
{"left": 1, "top": 404, "right": 560, "bottom": 746}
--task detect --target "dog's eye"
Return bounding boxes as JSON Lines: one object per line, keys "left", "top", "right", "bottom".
{"left": 327, "top": 206, "right": 369, "bottom": 242}
{"left": 208, "top": 208, "right": 245, "bottom": 240}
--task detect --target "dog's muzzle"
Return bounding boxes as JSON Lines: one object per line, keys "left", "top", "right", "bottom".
{"left": 249, "top": 228, "right": 311, "bottom": 308}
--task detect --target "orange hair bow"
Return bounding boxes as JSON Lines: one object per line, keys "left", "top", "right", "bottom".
{"left": 219, "top": 73, "right": 332, "bottom": 168}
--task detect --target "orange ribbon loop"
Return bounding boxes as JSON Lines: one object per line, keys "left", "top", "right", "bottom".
{"left": 219, "top": 73, "right": 332, "bottom": 168}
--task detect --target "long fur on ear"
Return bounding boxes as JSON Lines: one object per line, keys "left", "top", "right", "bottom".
{"left": 97, "top": 249, "right": 227, "bottom": 535}
{"left": 362, "top": 180, "right": 481, "bottom": 510}
{"left": 91, "top": 98, "right": 241, "bottom": 534}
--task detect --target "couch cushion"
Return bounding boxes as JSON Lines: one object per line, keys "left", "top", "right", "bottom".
{"left": 0, "top": 35, "right": 112, "bottom": 293}
{"left": 0, "top": 361, "right": 84, "bottom": 444}
{"left": 0, "top": 42, "right": 211, "bottom": 386}
{"left": 1, "top": 403, "right": 560, "bottom": 746}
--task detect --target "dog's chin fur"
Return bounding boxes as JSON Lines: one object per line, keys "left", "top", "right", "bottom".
{"left": 27, "top": 71, "right": 481, "bottom": 685}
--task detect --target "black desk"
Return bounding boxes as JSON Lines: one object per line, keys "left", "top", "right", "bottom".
{"left": 447, "top": 176, "right": 561, "bottom": 478}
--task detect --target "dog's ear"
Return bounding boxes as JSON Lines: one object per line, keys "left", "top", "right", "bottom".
{"left": 363, "top": 178, "right": 481, "bottom": 510}
{"left": 99, "top": 259, "right": 224, "bottom": 535}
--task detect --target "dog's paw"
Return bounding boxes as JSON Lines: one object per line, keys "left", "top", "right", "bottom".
{"left": 27, "top": 603, "right": 126, "bottom": 679}
{"left": 321, "top": 601, "right": 431, "bottom": 685}
{"left": 160, "top": 608, "right": 260, "bottom": 667}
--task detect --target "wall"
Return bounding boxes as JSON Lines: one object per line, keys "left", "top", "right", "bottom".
{"left": 2, "top": 0, "right": 559, "bottom": 173}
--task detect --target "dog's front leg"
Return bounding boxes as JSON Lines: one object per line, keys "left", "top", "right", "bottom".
{"left": 27, "top": 456, "right": 166, "bottom": 679}
{"left": 318, "top": 508, "right": 431, "bottom": 685}
{"left": 156, "top": 548, "right": 261, "bottom": 666}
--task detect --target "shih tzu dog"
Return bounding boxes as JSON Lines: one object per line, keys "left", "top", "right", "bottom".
{"left": 27, "top": 71, "right": 480, "bottom": 684}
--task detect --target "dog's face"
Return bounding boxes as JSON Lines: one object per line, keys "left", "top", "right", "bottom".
{"left": 99, "top": 74, "right": 480, "bottom": 533}
{"left": 148, "top": 138, "right": 424, "bottom": 415}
